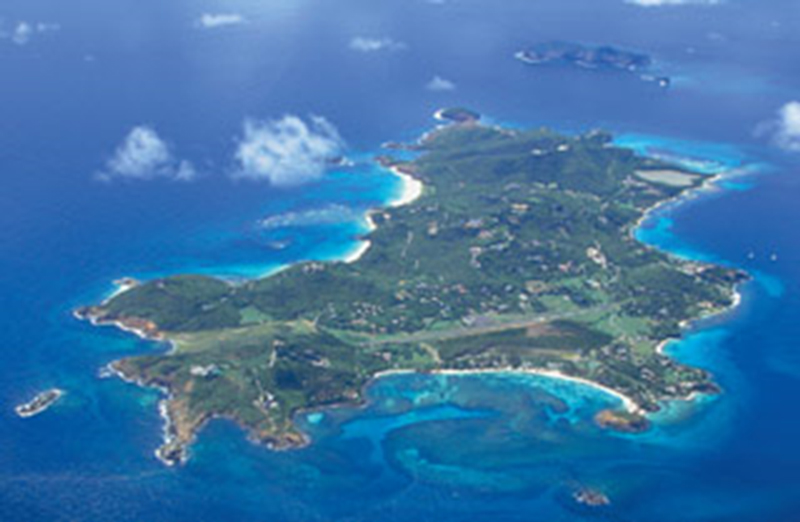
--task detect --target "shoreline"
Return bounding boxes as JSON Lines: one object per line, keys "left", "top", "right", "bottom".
{"left": 656, "top": 285, "right": 744, "bottom": 357}
{"left": 624, "top": 154, "right": 757, "bottom": 412}
{"left": 84, "top": 154, "right": 429, "bottom": 463}
{"left": 427, "top": 368, "right": 642, "bottom": 414}
{"left": 15, "top": 388, "right": 65, "bottom": 418}
{"left": 74, "top": 309, "right": 166, "bottom": 343}
{"left": 293, "top": 366, "right": 641, "bottom": 448}
{"left": 79, "top": 123, "right": 757, "bottom": 463}
{"left": 343, "top": 164, "right": 424, "bottom": 264}
{"left": 388, "top": 166, "right": 424, "bottom": 208}
{"left": 343, "top": 241, "right": 372, "bottom": 264}
{"left": 630, "top": 161, "right": 760, "bottom": 251}
{"left": 341, "top": 128, "right": 745, "bottom": 419}
{"left": 299, "top": 366, "right": 641, "bottom": 432}
{"left": 101, "top": 278, "right": 140, "bottom": 305}
{"left": 630, "top": 171, "right": 724, "bottom": 247}
{"left": 632, "top": 158, "right": 753, "bottom": 323}
{"left": 103, "top": 361, "right": 185, "bottom": 466}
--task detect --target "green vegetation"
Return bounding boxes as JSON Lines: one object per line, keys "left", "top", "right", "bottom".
{"left": 78, "top": 121, "right": 745, "bottom": 463}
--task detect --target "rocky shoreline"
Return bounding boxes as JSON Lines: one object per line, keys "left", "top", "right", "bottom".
{"left": 15, "top": 388, "right": 64, "bottom": 418}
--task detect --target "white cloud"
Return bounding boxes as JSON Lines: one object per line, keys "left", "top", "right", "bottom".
{"left": 98, "top": 126, "right": 196, "bottom": 182}
{"left": 36, "top": 22, "right": 61, "bottom": 32}
{"left": 12, "top": 22, "right": 33, "bottom": 45}
{"left": 625, "top": 0, "right": 721, "bottom": 6}
{"left": 233, "top": 115, "right": 345, "bottom": 186}
{"left": 760, "top": 102, "right": 800, "bottom": 152}
{"left": 7, "top": 21, "right": 59, "bottom": 46}
{"left": 197, "top": 13, "right": 246, "bottom": 29}
{"left": 426, "top": 75, "right": 456, "bottom": 92}
{"left": 349, "top": 36, "right": 406, "bottom": 53}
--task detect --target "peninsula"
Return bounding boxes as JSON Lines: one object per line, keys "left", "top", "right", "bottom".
{"left": 76, "top": 116, "right": 743, "bottom": 464}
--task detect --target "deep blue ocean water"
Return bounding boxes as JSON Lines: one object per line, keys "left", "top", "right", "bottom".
{"left": 2, "top": 0, "right": 800, "bottom": 520}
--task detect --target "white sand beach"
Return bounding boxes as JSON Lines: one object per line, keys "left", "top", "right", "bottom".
{"left": 343, "top": 240, "right": 372, "bottom": 264}
{"left": 372, "top": 366, "right": 641, "bottom": 414}
{"left": 430, "top": 367, "right": 642, "bottom": 414}
{"left": 388, "top": 167, "right": 424, "bottom": 208}
{"left": 343, "top": 166, "right": 424, "bottom": 264}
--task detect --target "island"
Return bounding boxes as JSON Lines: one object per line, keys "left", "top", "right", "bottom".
{"left": 573, "top": 487, "right": 611, "bottom": 507}
{"left": 15, "top": 389, "right": 64, "bottom": 418}
{"left": 434, "top": 107, "right": 481, "bottom": 124}
{"left": 516, "top": 41, "right": 671, "bottom": 88}
{"left": 76, "top": 116, "right": 744, "bottom": 465}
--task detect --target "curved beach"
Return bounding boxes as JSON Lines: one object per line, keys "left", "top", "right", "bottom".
{"left": 343, "top": 165, "right": 424, "bottom": 264}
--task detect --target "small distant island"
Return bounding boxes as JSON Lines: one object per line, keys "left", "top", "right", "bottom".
{"left": 76, "top": 113, "right": 744, "bottom": 465}
{"left": 573, "top": 487, "right": 611, "bottom": 507}
{"left": 434, "top": 107, "right": 481, "bottom": 124}
{"left": 516, "top": 42, "right": 671, "bottom": 88}
{"left": 15, "top": 389, "right": 64, "bottom": 418}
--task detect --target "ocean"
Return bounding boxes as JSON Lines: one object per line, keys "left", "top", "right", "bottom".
{"left": 2, "top": 0, "right": 800, "bottom": 520}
